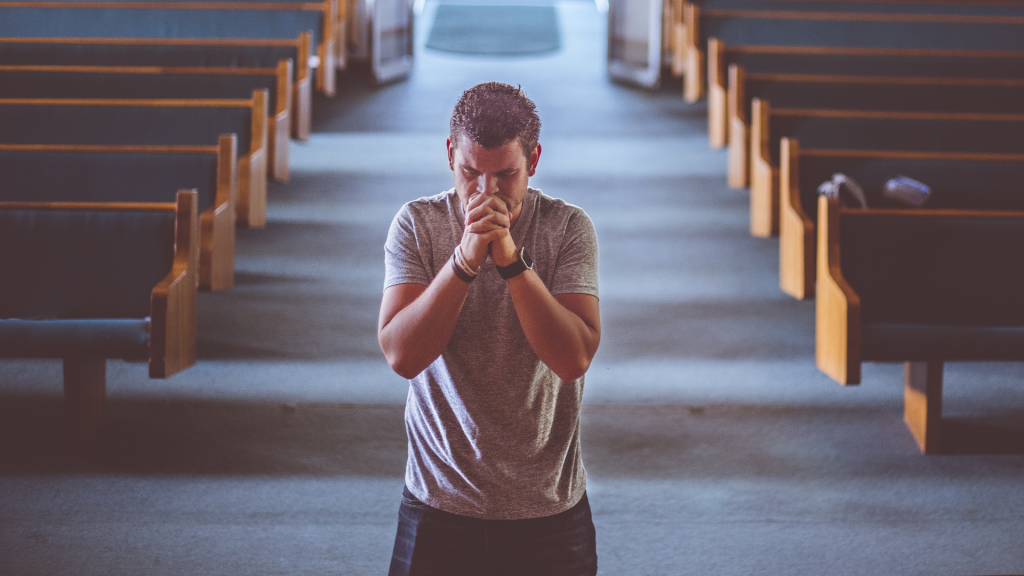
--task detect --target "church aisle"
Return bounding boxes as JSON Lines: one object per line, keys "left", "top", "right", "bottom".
{"left": 2, "top": 2, "right": 1024, "bottom": 575}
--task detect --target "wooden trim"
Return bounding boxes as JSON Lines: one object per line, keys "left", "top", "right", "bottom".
{"left": 294, "top": 31, "right": 312, "bottom": 140}
{"left": 801, "top": 149, "right": 1024, "bottom": 162}
{"left": 702, "top": 8, "right": 1024, "bottom": 25}
{"left": 683, "top": 3, "right": 703, "bottom": 102}
{"left": 726, "top": 44, "right": 1024, "bottom": 59}
{"left": 0, "top": 2, "right": 325, "bottom": 11}
{"left": 707, "top": 38, "right": 727, "bottom": 148}
{"left": 726, "top": 64, "right": 748, "bottom": 188}
{"left": 773, "top": 108, "right": 1024, "bottom": 122}
{"left": 748, "top": 98, "right": 777, "bottom": 237}
{"left": 905, "top": 361, "right": 944, "bottom": 454}
{"left": 778, "top": 138, "right": 815, "bottom": 300}
{"left": 0, "top": 97, "right": 252, "bottom": 107}
{"left": 0, "top": 201, "right": 176, "bottom": 211}
{"left": 712, "top": 0, "right": 1024, "bottom": 5}
{"left": 670, "top": 0, "right": 686, "bottom": 77}
{"left": 842, "top": 207, "right": 1024, "bottom": 219}
{"left": 268, "top": 58, "right": 292, "bottom": 188}
{"left": 199, "top": 134, "right": 237, "bottom": 291}
{"left": 815, "top": 194, "right": 861, "bottom": 385}
{"left": 149, "top": 189, "right": 198, "bottom": 379}
{"left": 0, "top": 36, "right": 303, "bottom": 47}
{"left": 0, "top": 64, "right": 278, "bottom": 76}
{"left": 0, "top": 144, "right": 218, "bottom": 154}
{"left": 746, "top": 73, "right": 1024, "bottom": 87}
{"left": 238, "top": 89, "right": 270, "bottom": 228}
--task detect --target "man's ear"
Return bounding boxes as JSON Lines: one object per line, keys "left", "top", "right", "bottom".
{"left": 447, "top": 137, "right": 455, "bottom": 171}
{"left": 527, "top": 143, "right": 542, "bottom": 177}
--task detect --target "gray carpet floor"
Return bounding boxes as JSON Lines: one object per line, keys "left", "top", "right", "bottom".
{"left": 2, "top": 2, "right": 1024, "bottom": 574}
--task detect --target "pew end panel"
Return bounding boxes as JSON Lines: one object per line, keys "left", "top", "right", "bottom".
{"left": 726, "top": 64, "right": 748, "bottom": 189}
{"left": 707, "top": 37, "right": 727, "bottom": 148}
{"left": 271, "top": 58, "right": 293, "bottom": 185}
{"left": 150, "top": 189, "right": 199, "bottom": 379}
{"left": 683, "top": 3, "right": 703, "bottom": 103}
{"left": 814, "top": 195, "right": 861, "bottom": 385}
{"left": 201, "top": 135, "right": 238, "bottom": 291}
{"left": 778, "top": 138, "right": 815, "bottom": 300}
{"left": 670, "top": 0, "right": 686, "bottom": 77}
{"left": 749, "top": 98, "right": 778, "bottom": 237}
{"left": 238, "top": 90, "right": 270, "bottom": 229}
{"left": 292, "top": 31, "right": 313, "bottom": 141}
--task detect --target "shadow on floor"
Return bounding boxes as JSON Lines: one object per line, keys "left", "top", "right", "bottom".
{"left": 3, "top": 397, "right": 1023, "bottom": 479}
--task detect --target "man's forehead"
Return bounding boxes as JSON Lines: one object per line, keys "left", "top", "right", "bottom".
{"left": 453, "top": 136, "right": 527, "bottom": 169}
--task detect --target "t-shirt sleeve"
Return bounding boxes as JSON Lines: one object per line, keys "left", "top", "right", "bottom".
{"left": 550, "top": 208, "right": 599, "bottom": 298}
{"left": 384, "top": 203, "right": 432, "bottom": 290}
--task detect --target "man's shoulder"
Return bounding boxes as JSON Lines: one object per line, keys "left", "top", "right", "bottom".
{"left": 401, "top": 188, "right": 458, "bottom": 217}
{"left": 529, "top": 188, "right": 594, "bottom": 230}
{"left": 532, "top": 189, "right": 589, "bottom": 220}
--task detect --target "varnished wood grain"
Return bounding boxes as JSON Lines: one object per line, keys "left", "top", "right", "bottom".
{"left": 0, "top": 144, "right": 217, "bottom": 153}
{"left": 703, "top": 8, "right": 1024, "bottom": 25}
{"left": 748, "top": 98, "right": 777, "bottom": 237}
{"left": 773, "top": 108, "right": 1024, "bottom": 121}
{"left": 683, "top": 3, "right": 703, "bottom": 102}
{"left": 746, "top": 73, "right": 1024, "bottom": 86}
{"left": 778, "top": 138, "right": 815, "bottom": 300}
{"left": 815, "top": 194, "right": 861, "bottom": 385}
{"left": 0, "top": 1, "right": 324, "bottom": 10}
{"left": 801, "top": 149, "right": 1024, "bottom": 161}
{"left": 0, "top": 201, "right": 177, "bottom": 211}
{"left": 904, "top": 361, "right": 945, "bottom": 454}
{"left": 150, "top": 189, "right": 198, "bottom": 378}
{"left": 199, "top": 134, "right": 238, "bottom": 292}
{"left": 726, "top": 64, "right": 748, "bottom": 188}
{"left": 726, "top": 44, "right": 1024, "bottom": 59}
{"left": 707, "top": 38, "right": 727, "bottom": 148}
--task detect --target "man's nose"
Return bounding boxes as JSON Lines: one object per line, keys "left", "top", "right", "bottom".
{"left": 478, "top": 173, "right": 499, "bottom": 196}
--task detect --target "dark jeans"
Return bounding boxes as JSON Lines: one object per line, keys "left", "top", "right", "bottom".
{"left": 388, "top": 486, "right": 598, "bottom": 576}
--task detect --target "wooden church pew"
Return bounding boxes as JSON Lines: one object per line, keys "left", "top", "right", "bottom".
{"left": 0, "top": 190, "right": 198, "bottom": 454}
{"left": 0, "top": 0, "right": 337, "bottom": 95}
{"left": 815, "top": 195, "right": 1024, "bottom": 454}
{"left": 748, "top": 101, "right": 1024, "bottom": 239}
{"left": 0, "top": 93, "right": 267, "bottom": 228}
{"left": 778, "top": 140, "right": 1024, "bottom": 300}
{"left": 706, "top": 39, "right": 1024, "bottom": 149}
{"left": 0, "top": 137, "right": 237, "bottom": 291}
{"left": 0, "top": 62, "right": 292, "bottom": 186}
{"left": 0, "top": 33, "right": 313, "bottom": 140}
{"left": 727, "top": 70, "right": 1024, "bottom": 190}
{"left": 683, "top": 1, "right": 1024, "bottom": 102}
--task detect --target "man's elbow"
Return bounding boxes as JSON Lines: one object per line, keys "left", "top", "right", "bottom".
{"left": 552, "top": 355, "right": 594, "bottom": 382}
{"left": 384, "top": 350, "right": 425, "bottom": 380}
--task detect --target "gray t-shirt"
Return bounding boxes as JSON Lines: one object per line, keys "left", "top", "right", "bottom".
{"left": 383, "top": 187, "right": 600, "bottom": 520}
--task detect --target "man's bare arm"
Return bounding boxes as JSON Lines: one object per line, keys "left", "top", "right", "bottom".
{"left": 506, "top": 273, "right": 601, "bottom": 382}
{"left": 378, "top": 266, "right": 469, "bottom": 379}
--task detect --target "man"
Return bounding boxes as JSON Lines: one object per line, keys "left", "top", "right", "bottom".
{"left": 378, "top": 82, "right": 601, "bottom": 576}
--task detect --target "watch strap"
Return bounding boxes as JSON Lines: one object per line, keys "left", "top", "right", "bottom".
{"left": 497, "top": 247, "right": 533, "bottom": 280}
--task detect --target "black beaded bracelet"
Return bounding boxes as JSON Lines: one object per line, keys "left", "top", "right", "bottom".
{"left": 451, "top": 254, "right": 476, "bottom": 283}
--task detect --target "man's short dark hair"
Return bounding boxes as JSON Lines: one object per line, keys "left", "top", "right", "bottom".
{"left": 450, "top": 82, "right": 541, "bottom": 157}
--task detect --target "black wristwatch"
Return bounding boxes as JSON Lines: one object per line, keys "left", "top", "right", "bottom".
{"left": 497, "top": 247, "right": 534, "bottom": 280}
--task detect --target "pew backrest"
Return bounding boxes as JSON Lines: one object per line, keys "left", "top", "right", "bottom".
{"left": 0, "top": 190, "right": 198, "bottom": 377}
{"left": 815, "top": 195, "right": 1024, "bottom": 384}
